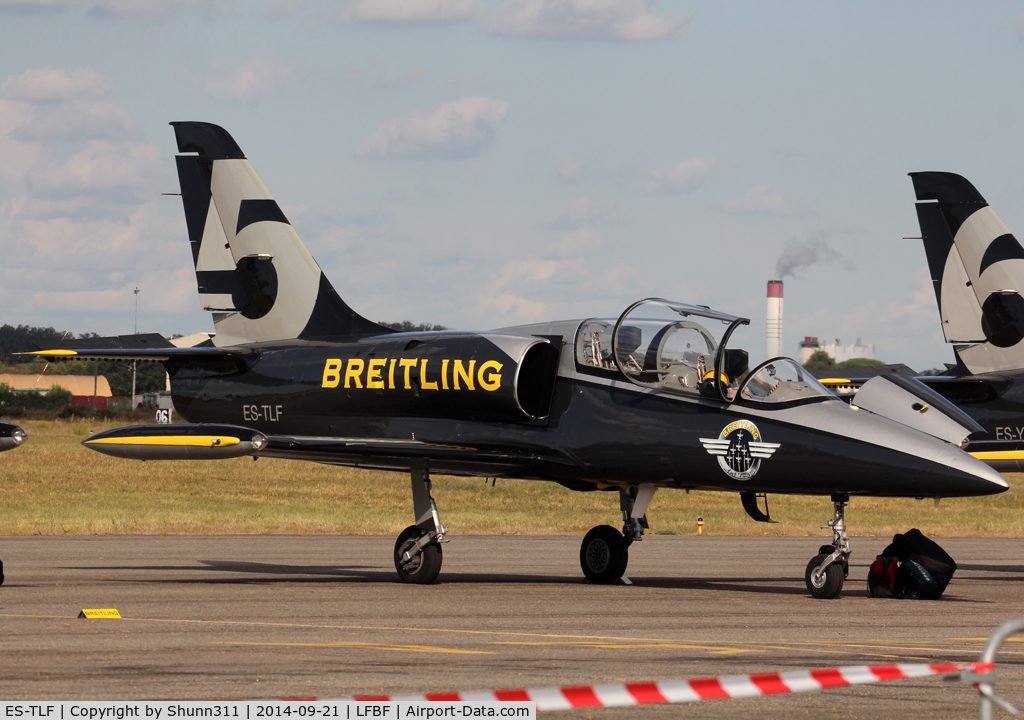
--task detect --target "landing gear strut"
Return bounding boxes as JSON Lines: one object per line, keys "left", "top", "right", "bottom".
{"left": 579, "top": 486, "right": 656, "bottom": 584}
{"left": 805, "top": 494, "right": 850, "bottom": 599}
{"left": 394, "top": 465, "right": 448, "bottom": 584}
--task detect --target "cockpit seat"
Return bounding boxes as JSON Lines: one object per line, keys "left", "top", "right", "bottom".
{"left": 724, "top": 349, "right": 749, "bottom": 379}
{"left": 665, "top": 365, "right": 700, "bottom": 388}
{"left": 614, "top": 325, "right": 643, "bottom": 370}
{"left": 617, "top": 325, "right": 642, "bottom": 354}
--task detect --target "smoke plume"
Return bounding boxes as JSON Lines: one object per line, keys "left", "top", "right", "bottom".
{"left": 775, "top": 237, "right": 854, "bottom": 279}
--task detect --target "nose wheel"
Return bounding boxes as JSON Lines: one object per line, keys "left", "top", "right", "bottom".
{"left": 580, "top": 525, "right": 629, "bottom": 584}
{"left": 805, "top": 494, "right": 850, "bottom": 599}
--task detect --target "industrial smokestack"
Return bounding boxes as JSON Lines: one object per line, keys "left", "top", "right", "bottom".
{"left": 766, "top": 280, "right": 783, "bottom": 359}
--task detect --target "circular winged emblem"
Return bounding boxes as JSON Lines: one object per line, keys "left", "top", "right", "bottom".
{"left": 699, "top": 419, "right": 780, "bottom": 480}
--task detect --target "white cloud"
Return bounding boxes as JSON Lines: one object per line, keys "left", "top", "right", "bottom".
{"left": 27, "top": 139, "right": 161, "bottom": 201}
{"left": 644, "top": 156, "right": 716, "bottom": 194}
{"left": 0, "top": 65, "right": 200, "bottom": 336}
{"left": 0, "top": 68, "right": 134, "bottom": 141}
{"left": 340, "top": 0, "right": 486, "bottom": 24}
{"left": 556, "top": 157, "right": 586, "bottom": 182}
{"left": 552, "top": 228, "right": 604, "bottom": 257}
{"left": 0, "top": 0, "right": 226, "bottom": 18}
{"left": 12, "top": 100, "right": 136, "bottom": 140}
{"left": 89, "top": 0, "right": 226, "bottom": 20}
{"left": 194, "top": 56, "right": 295, "bottom": 103}
{"left": 487, "top": 0, "right": 692, "bottom": 41}
{"left": 0, "top": 0, "right": 81, "bottom": 9}
{"left": 538, "top": 196, "right": 616, "bottom": 230}
{"left": 1, "top": 66, "right": 114, "bottom": 102}
{"left": 355, "top": 97, "right": 510, "bottom": 159}
{"left": 721, "top": 184, "right": 800, "bottom": 216}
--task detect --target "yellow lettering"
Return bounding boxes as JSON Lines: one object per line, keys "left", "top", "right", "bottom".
{"left": 420, "top": 359, "right": 439, "bottom": 390}
{"left": 322, "top": 359, "right": 342, "bottom": 388}
{"left": 388, "top": 358, "right": 396, "bottom": 389}
{"left": 454, "top": 359, "right": 475, "bottom": 390}
{"left": 478, "top": 360, "right": 502, "bottom": 391}
{"left": 344, "top": 358, "right": 365, "bottom": 389}
{"left": 441, "top": 359, "right": 449, "bottom": 390}
{"left": 399, "top": 358, "right": 417, "bottom": 389}
{"left": 366, "top": 358, "right": 386, "bottom": 389}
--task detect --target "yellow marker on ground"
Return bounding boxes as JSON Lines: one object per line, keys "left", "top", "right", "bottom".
{"left": 78, "top": 609, "right": 121, "bottom": 619}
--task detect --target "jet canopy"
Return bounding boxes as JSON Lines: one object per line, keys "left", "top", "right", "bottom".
{"left": 574, "top": 298, "right": 837, "bottom": 405}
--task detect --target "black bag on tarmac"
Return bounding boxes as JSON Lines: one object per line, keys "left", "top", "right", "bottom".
{"left": 880, "top": 528, "right": 956, "bottom": 599}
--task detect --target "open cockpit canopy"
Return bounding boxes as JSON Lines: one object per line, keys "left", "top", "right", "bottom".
{"left": 574, "top": 298, "right": 837, "bottom": 406}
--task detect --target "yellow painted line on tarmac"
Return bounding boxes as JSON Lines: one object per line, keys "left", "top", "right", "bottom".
{"left": 490, "top": 641, "right": 755, "bottom": 655}
{"left": 1, "top": 613, "right": 1004, "bottom": 661}
{"left": 222, "top": 641, "right": 491, "bottom": 655}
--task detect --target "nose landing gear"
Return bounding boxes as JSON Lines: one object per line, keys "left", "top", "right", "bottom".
{"left": 579, "top": 486, "right": 656, "bottom": 584}
{"left": 805, "top": 494, "right": 850, "bottom": 599}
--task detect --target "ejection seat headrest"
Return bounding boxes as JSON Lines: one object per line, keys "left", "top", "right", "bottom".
{"left": 723, "top": 349, "right": 749, "bottom": 379}
{"left": 616, "top": 325, "right": 642, "bottom": 354}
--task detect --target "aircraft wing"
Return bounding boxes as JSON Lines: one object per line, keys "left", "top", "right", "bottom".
{"left": 259, "top": 435, "right": 582, "bottom": 476}
{"left": 83, "top": 423, "right": 582, "bottom": 478}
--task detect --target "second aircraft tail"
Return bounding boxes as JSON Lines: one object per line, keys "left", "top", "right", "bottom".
{"left": 910, "top": 171, "right": 1024, "bottom": 375}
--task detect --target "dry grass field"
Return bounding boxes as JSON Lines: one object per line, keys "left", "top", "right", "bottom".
{"left": 1, "top": 419, "right": 1023, "bottom": 538}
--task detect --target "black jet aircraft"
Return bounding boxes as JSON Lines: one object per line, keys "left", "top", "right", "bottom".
{"left": 28, "top": 124, "right": 1008, "bottom": 600}
{"left": 882, "top": 171, "right": 1024, "bottom": 471}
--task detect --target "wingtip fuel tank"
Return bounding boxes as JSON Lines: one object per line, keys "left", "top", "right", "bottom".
{"left": 0, "top": 421, "right": 27, "bottom": 453}
{"left": 83, "top": 424, "right": 267, "bottom": 461}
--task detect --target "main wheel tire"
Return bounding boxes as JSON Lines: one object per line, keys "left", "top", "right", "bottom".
{"left": 580, "top": 525, "right": 629, "bottom": 584}
{"left": 817, "top": 545, "right": 849, "bottom": 578}
{"left": 394, "top": 525, "right": 442, "bottom": 585}
{"left": 805, "top": 553, "right": 844, "bottom": 599}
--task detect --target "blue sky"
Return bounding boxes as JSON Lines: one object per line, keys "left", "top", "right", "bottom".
{"left": 1, "top": 1, "right": 1023, "bottom": 370}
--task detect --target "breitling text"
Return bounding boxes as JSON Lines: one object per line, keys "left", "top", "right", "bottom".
{"left": 321, "top": 359, "right": 503, "bottom": 392}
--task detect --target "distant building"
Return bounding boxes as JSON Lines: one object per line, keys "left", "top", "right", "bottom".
{"left": 0, "top": 374, "right": 111, "bottom": 397}
{"left": 798, "top": 337, "right": 875, "bottom": 365}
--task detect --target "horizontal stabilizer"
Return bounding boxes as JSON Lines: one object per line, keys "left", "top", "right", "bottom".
{"left": 22, "top": 345, "right": 248, "bottom": 363}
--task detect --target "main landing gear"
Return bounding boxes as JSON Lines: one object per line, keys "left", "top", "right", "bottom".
{"left": 394, "top": 465, "right": 448, "bottom": 584}
{"left": 579, "top": 486, "right": 656, "bottom": 584}
{"left": 805, "top": 494, "right": 851, "bottom": 599}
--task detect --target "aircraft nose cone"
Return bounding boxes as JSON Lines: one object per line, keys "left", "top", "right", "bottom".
{"left": 945, "top": 446, "right": 1009, "bottom": 495}
{"left": 787, "top": 401, "right": 1010, "bottom": 498}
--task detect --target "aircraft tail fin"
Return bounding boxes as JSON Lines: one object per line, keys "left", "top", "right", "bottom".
{"left": 171, "top": 122, "right": 393, "bottom": 346}
{"left": 910, "top": 172, "right": 1024, "bottom": 375}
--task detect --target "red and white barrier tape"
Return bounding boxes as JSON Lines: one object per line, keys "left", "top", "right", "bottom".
{"left": 302, "top": 662, "right": 980, "bottom": 711}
